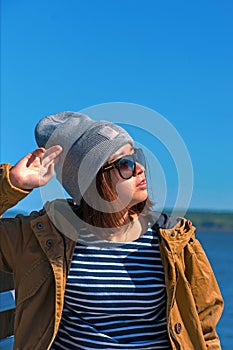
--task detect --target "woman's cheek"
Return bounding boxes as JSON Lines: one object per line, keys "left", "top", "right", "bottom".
{"left": 115, "top": 180, "right": 135, "bottom": 206}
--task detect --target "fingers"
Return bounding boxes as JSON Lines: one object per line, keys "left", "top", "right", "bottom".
{"left": 25, "top": 145, "right": 62, "bottom": 169}
{"left": 39, "top": 146, "right": 63, "bottom": 183}
{"left": 41, "top": 145, "right": 63, "bottom": 168}
{"left": 44, "top": 162, "right": 55, "bottom": 180}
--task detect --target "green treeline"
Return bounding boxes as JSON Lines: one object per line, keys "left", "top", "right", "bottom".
{"left": 179, "top": 210, "right": 233, "bottom": 233}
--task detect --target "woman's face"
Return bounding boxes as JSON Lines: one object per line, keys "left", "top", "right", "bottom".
{"left": 107, "top": 143, "right": 148, "bottom": 208}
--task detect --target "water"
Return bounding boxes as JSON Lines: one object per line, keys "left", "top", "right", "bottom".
{"left": 196, "top": 232, "right": 233, "bottom": 350}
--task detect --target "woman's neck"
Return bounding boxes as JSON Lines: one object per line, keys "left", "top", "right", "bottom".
{"left": 108, "top": 214, "right": 147, "bottom": 243}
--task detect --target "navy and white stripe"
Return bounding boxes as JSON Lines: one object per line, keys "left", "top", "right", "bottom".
{"left": 52, "top": 226, "right": 171, "bottom": 349}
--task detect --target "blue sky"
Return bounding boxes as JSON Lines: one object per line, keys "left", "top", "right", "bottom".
{"left": 1, "top": 0, "right": 233, "bottom": 213}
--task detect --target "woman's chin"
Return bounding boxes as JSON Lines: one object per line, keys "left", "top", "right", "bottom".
{"left": 130, "top": 193, "right": 148, "bottom": 207}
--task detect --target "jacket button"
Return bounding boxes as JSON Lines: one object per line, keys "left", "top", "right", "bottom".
{"left": 174, "top": 322, "right": 182, "bottom": 334}
{"left": 46, "top": 239, "right": 53, "bottom": 248}
{"left": 36, "top": 222, "right": 43, "bottom": 230}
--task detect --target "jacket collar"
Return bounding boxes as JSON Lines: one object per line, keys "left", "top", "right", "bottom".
{"left": 31, "top": 200, "right": 195, "bottom": 257}
{"left": 158, "top": 218, "right": 196, "bottom": 254}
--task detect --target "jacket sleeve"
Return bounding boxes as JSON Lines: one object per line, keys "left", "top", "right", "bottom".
{"left": 0, "top": 163, "right": 31, "bottom": 216}
{"left": 186, "top": 236, "right": 224, "bottom": 349}
{"left": 0, "top": 163, "right": 31, "bottom": 272}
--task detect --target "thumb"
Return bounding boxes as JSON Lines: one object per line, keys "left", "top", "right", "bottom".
{"left": 26, "top": 148, "right": 45, "bottom": 168}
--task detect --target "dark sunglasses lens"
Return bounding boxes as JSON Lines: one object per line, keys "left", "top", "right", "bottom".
{"left": 118, "top": 158, "right": 135, "bottom": 179}
{"left": 135, "top": 149, "right": 146, "bottom": 168}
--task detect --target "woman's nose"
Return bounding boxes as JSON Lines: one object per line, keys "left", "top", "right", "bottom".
{"left": 134, "top": 162, "right": 145, "bottom": 176}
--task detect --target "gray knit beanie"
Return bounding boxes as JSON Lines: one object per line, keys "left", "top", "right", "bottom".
{"left": 35, "top": 111, "right": 133, "bottom": 203}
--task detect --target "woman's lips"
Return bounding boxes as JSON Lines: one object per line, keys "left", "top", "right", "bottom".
{"left": 137, "top": 178, "right": 147, "bottom": 189}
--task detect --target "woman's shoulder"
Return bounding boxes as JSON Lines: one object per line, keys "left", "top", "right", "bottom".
{"left": 146, "top": 211, "right": 182, "bottom": 230}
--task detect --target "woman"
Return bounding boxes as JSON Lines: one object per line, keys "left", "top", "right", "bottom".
{"left": 0, "top": 112, "right": 223, "bottom": 349}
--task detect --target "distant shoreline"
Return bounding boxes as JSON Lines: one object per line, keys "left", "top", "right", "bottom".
{"left": 179, "top": 210, "right": 233, "bottom": 234}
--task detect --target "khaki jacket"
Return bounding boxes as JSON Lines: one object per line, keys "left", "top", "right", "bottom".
{"left": 0, "top": 163, "right": 223, "bottom": 349}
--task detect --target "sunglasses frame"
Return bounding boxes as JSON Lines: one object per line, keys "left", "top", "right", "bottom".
{"left": 102, "top": 148, "right": 145, "bottom": 180}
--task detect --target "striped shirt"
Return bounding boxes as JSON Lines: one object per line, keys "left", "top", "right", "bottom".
{"left": 52, "top": 225, "right": 171, "bottom": 349}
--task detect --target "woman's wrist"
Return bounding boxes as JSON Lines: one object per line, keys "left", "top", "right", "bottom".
{"left": 9, "top": 169, "right": 33, "bottom": 192}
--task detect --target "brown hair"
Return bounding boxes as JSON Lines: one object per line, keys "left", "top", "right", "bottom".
{"left": 79, "top": 168, "right": 152, "bottom": 236}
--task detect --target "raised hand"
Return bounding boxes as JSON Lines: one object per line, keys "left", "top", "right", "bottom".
{"left": 9, "top": 145, "right": 63, "bottom": 190}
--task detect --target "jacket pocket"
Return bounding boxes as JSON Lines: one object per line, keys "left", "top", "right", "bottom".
{"left": 16, "top": 258, "right": 53, "bottom": 305}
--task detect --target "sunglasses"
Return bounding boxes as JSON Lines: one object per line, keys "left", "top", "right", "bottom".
{"left": 102, "top": 148, "right": 146, "bottom": 179}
